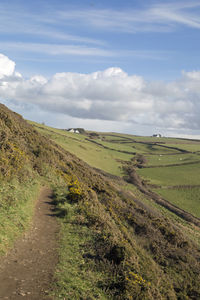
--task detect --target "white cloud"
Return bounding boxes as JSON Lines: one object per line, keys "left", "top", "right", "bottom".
{"left": 0, "top": 42, "right": 168, "bottom": 61}
{"left": 1, "top": 54, "right": 200, "bottom": 132}
{"left": 56, "top": 1, "right": 200, "bottom": 33}
{"left": 0, "top": 42, "right": 114, "bottom": 57}
{"left": 0, "top": 54, "right": 15, "bottom": 79}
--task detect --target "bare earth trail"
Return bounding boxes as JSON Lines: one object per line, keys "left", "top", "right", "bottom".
{"left": 0, "top": 187, "right": 59, "bottom": 300}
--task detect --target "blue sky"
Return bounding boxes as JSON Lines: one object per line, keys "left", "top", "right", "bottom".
{"left": 1, "top": 0, "right": 200, "bottom": 137}
{"left": 1, "top": 0, "right": 200, "bottom": 79}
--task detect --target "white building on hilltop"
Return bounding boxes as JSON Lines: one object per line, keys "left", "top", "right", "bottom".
{"left": 152, "top": 134, "right": 162, "bottom": 138}
{"left": 68, "top": 128, "right": 80, "bottom": 134}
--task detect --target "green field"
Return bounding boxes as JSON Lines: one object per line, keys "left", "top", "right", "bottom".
{"left": 91, "top": 136, "right": 180, "bottom": 155}
{"left": 163, "top": 143, "right": 200, "bottom": 152}
{"left": 123, "top": 136, "right": 181, "bottom": 143}
{"left": 131, "top": 143, "right": 179, "bottom": 154}
{"left": 31, "top": 121, "right": 200, "bottom": 225}
{"left": 94, "top": 139, "right": 136, "bottom": 153}
{"left": 30, "top": 122, "right": 133, "bottom": 176}
{"left": 138, "top": 163, "right": 200, "bottom": 186}
{"left": 145, "top": 153, "right": 200, "bottom": 166}
{"left": 155, "top": 187, "right": 200, "bottom": 218}
{"left": 98, "top": 134, "right": 129, "bottom": 142}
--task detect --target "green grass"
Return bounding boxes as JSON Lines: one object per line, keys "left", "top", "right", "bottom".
{"left": 145, "top": 153, "right": 200, "bottom": 166}
{"left": 1, "top": 110, "right": 200, "bottom": 299}
{"left": 133, "top": 143, "right": 179, "bottom": 154}
{"left": 55, "top": 136, "right": 133, "bottom": 176}
{"left": 95, "top": 139, "right": 136, "bottom": 153}
{"left": 31, "top": 121, "right": 200, "bottom": 227}
{"left": 30, "top": 122, "right": 133, "bottom": 176}
{"left": 51, "top": 186, "right": 109, "bottom": 300}
{"left": 104, "top": 133, "right": 200, "bottom": 153}
{"left": 98, "top": 138, "right": 180, "bottom": 155}
{"left": 96, "top": 139, "right": 177, "bottom": 154}
{"left": 54, "top": 222, "right": 109, "bottom": 300}
{"left": 164, "top": 143, "right": 200, "bottom": 152}
{"left": 29, "top": 121, "right": 88, "bottom": 142}
{"left": 155, "top": 187, "right": 200, "bottom": 218}
{"left": 101, "top": 135, "right": 129, "bottom": 142}
{"left": 0, "top": 178, "right": 41, "bottom": 255}
{"left": 123, "top": 183, "right": 200, "bottom": 246}
{"left": 121, "top": 135, "right": 180, "bottom": 143}
{"left": 138, "top": 162, "right": 200, "bottom": 186}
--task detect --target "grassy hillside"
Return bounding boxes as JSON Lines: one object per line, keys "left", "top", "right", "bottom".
{"left": 29, "top": 121, "right": 133, "bottom": 176}
{"left": 1, "top": 105, "right": 200, "bottom": 299}
{"left": 30, "top": 120, "right": 200, "bottom": 299}
{"left": 31, "top": 122, "right": 200, "bottom": 224}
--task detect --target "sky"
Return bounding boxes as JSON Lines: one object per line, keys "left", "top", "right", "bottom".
{"left": 0, "top": 0, "right": 200, "bottom": 138}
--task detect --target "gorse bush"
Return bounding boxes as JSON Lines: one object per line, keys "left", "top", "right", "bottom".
{"left": 68, "top": 179, "right": 83, "bottom": 202}
{"left": 0, "top": 141, "right": 28, "bottom": 179}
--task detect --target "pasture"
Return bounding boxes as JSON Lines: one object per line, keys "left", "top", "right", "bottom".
{"left": 30, "top": 123, "right": 133, "bottom": 176}
{"left": 163, "top": 143, "right": 200, "bottom": 152}
{"left": 30, "top": 122, "right": 200, "bottom": 222}
{"left": 145, "top": 153, "right": 200, "bottom": 166}
{"left": 155, "top": 187, "right": 200, "bottom": 218}
{"left": 138, "top": 163, "right": 200, "bottom": 186}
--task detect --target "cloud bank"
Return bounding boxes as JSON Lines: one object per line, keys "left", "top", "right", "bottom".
{"left": 0, "top": 53, "right": 200, "bottom": 131}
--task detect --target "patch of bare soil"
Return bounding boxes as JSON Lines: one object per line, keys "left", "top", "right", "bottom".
{"left": 0, "top": 187, "right": 59, "bottom": 300}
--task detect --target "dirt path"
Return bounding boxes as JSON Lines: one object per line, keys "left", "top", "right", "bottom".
{"left": 0, "top": 187, "right": 59, "bottom": 300}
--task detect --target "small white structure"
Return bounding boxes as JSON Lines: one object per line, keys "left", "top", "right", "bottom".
{"left": 68, "top": 128, "right": 80, "bottom": 134}
{"left": 153, "top": 134, "right": 162, "bottom": 138}
{"left": 69, "top": 129, "right": 75, "bottom": 133}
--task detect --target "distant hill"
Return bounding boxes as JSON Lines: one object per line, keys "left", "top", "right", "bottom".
{"left": 1, "top": 103, "right": 200, "bottom": 299}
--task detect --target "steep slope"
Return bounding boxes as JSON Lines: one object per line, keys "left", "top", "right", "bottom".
{"left": 1, "top": 104, "right": 200, "bottom": 299}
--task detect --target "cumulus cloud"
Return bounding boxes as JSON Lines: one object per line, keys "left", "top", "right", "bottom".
{"left": 0, "top": 54, "right": 16, "bottom": 78}
{"left": 1, "top": 53, "right": 200, "bottom": 131}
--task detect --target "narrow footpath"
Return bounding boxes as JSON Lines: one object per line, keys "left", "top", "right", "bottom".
{"left": 0, "top": 187, "right": 59, "bottom": 300}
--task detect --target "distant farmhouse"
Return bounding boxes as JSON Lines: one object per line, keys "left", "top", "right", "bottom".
{"left": 68, "top": 128, "right": 80, "bottom": 134}
{"left": 66, "top": 128, "right": 86, "bottom": 134}
{"left": 152, "top": 134, "right": 162, "bottom": 138}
